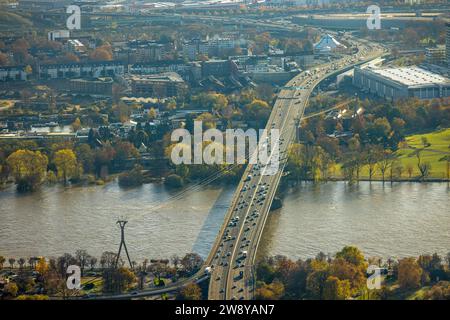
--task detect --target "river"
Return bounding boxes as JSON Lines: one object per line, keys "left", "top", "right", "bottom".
{"left": 0, "top": 181, "right": 449, "bottom": 261}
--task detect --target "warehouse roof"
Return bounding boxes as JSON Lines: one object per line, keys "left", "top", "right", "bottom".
{"left": 369, "top": 66, "right": 450, "bottom": 87}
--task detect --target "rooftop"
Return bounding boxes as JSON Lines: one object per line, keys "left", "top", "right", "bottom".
{"left": 368, "top": 66, "right": 450, "bottom": 87}
{"left": 130, "top": 72, "right": 184, "bottom": 83}
{"left": 314, "top": 34, "right": 346, "bottom": 52}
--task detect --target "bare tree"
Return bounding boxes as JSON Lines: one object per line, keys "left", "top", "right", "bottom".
{"left": 18, "top": 258, "right": 25, "bottom": 269}
{"left": 171, "top": 254, "right": 180, "bottom": 270}
{"left": 406, "top": 164, "right": 414, "bottom": 179}
{"left": 378, "top": 150, "right": 395, "bottom": 183}
{"left": 414, "top": 138, "right": 432, "bottom": 181}
{"left": 180, "top": 253, "right": 203, "bottom": 275}
{"left": 75, "top": 250, "right": 90, "bottom": 276}
{"left": 366, "top": 146, "right": 382, "bottom": 182}
{"left": 100, "top": 251, "right": 118, "bottom": 269}
{"left": 89, "top": 257, "right": 98, "bottom": 270}
{"left": 439, "top": 155, "right": 450, "bottom": 181}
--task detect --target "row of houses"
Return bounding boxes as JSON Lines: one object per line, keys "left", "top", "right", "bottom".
{"left": 5, "top": 59, "right": 236, "bottom": 81}
{"left": 0, "top": 66, "right": 29, "bottom": 82}
{"left": 182, "top": 37, "right": 247, "bottom": 60}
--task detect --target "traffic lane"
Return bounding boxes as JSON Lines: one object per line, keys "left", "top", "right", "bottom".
{"left": 211, "top": 47, "right": 383, "bottom": 299}
{"left": 213, "top": 187, "right": 255, "bottom": 298}
{"left": 218, "top": 46, "right": 384, "bottom": 299}
{"left": 239, "top": 103, "right": 303, "bottom": 299}
{"left": 225, "top": 162, "right": 277, "bottom": 299}
{"left": 225, "top": 97, "right": 300, "bottom": 300}
{"left": 211, "top": 163, "right": 267, "bottom": 299}
{"left": 227, "top": 98, "right": 299, "bottom": 299}
{"left": 225, "top": 98, "right": 292, "bottom": 299}
{"left": 228, "top": 175, "right": 273, "bottom": 300}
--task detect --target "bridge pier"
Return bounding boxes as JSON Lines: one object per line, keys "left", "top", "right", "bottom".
{"left": 270, "top": 197, "right": 283, "bottom": 211}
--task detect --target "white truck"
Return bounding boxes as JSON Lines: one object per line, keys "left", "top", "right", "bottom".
{"left": 204, "top": 266, "right": 213, "bottom": 275}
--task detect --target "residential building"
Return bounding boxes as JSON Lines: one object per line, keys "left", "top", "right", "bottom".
{"left": 69, "top": 77, "right": 114, "bottom": 96}
{"left": 130, "top": 72, "right": 187, "bottom": 98}
{"left": 446, "top": 23, "right": 450, "bottom": 68}
{"left": 38, "top": 61, "right": 125, "bottom": 79}
{"left": 0, "top": 66, "right": 29, "bottom": 81}
{"left": 48, "top": 30, "right": 70, "bottom": 42}
{"left": 19, "top": 0, "right": 72, "bottom": 10}
{"left": 425, "top": 46, "right": 446, "bottom": 66}
{"left": 114, "top": 40, "right": 165, "bottom": 64}
{"left": 67, "top": 39, "right": 86, "bottom": 54}
{"left": 130, "top": 60, "right": 190, "bottom": 75}
{"left": 201, "top": 59, "right": 238, "bottom": 77}
{"left": 182, "top": 37, "right": 243, "bottom": 60}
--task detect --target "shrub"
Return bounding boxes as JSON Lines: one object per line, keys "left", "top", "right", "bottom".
{"left": 165, "top": 174, "right": 184, "bottom": 188}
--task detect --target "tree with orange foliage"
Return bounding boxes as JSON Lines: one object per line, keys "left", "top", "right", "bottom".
{"left": 89, "top": 45, "right": 113, "bottom": 61}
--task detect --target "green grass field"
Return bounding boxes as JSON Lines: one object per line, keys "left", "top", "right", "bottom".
{"left": 333, "top": 128, "right": 450, "bottom": 180}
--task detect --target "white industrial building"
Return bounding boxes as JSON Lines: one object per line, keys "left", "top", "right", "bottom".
{"left": 353, "top": 66, "right": 450, "bottom": 100}
{"left": 314, "top": 34, "right": 347, "bottom": 53}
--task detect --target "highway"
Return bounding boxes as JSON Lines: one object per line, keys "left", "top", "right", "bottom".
{"left": 207, "top": 39, "right": 386, "bottom": 300}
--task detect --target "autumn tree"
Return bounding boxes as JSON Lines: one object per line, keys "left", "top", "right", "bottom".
{"left": 243, "top": 99, "right": 271, "bottom": 128}
{"left": 177, "top": 283, "right": 202, "bottom": 300}
{"left": 89, "top": 45, "right": 113, "bottom": 61}
{"left": 195, "top": 112, "right": 216, "bottom": 130}
{"left": 7, "top": 150, "right": 48, "bottom": 191}
{"left": 255, "top": 280, "right": 285, "bottom": 300}
{"left": 323, "top": 276, "right": 351, "bottom": 300}
{"left": 114, "top": 140, "right": 140, "bottom": 166}
{"left": 367, "top": 117, "right": 392, "bottom": 147}
{"left": 71, "top": 118, "right": 81, "bottom": 132}
{"left": 180, "top": 253, "right": 203, "bottom": 276}
{"left": 398, "top": 258, "right": 422, "bottom": 290}
{"left": 36, "top": 257, "right": 49, "bottom": 275}
{"left": 53, "top": 149, "right": 79, "bottom": 184}
{"left": 335, "top": 246, "right": 366, "bottom": 267}
{"left": 4, "top": 283, "right": 18, "bottom": 298}
{"left": 0, "top": 52, "right": 9, "bottom": 66}
{"left": 75, "top": 144, "right": 95, "bottom": 174}
{"left": 255, "top": 83, "right": 274, "bottom": 103}
{"left": 102, "top": 267, "right": 136, "bottom": 294}
{"left": 306, "top": 269, "right": 329, "bottom": 299}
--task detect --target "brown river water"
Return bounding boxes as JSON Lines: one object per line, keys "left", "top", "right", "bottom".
{"left": 1, "top": 181, "right": 449, "bottom": 260}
